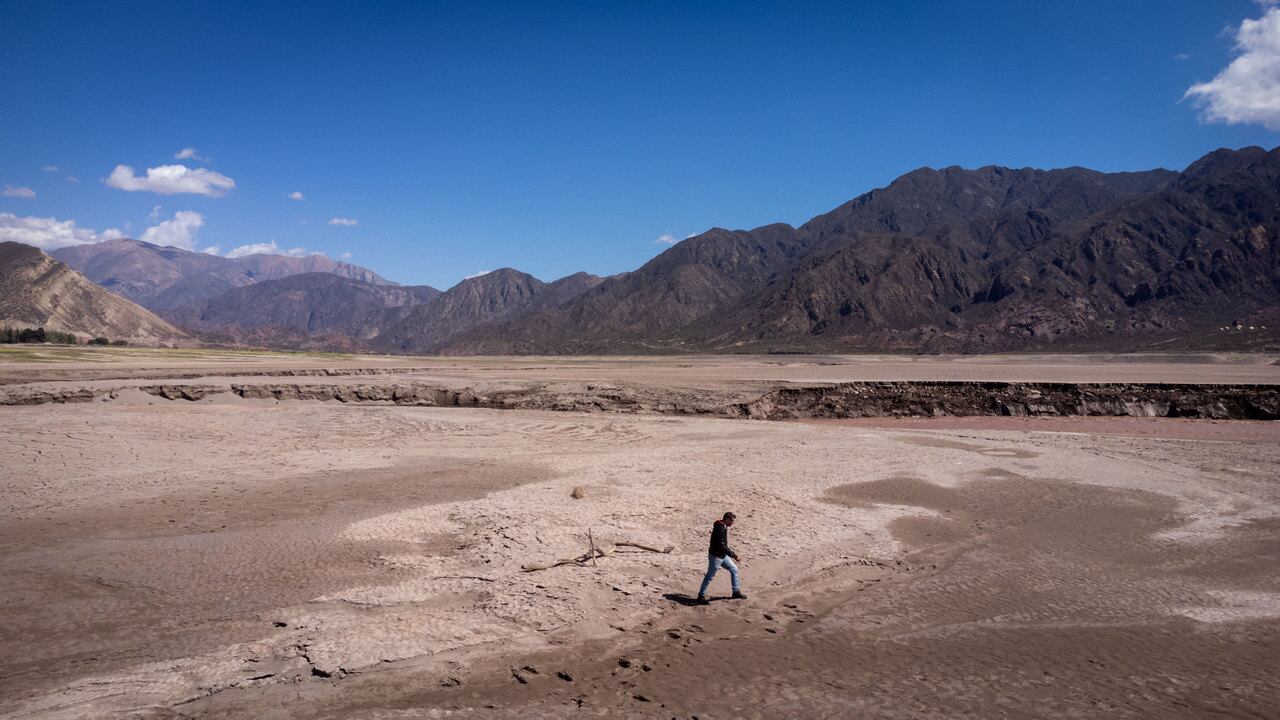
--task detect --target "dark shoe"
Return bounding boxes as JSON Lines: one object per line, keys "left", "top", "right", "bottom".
{"left": 696, "top": 594, "right": 709, "bottom": 605}
{"left": 731, "top": 591, "right": 747, "bottom": 600}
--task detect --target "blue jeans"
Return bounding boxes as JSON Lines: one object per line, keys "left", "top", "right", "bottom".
{"left": 698, "top": 554, "right": 740, "bottom": 596}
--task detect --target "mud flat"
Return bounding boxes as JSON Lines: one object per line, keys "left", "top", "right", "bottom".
{"left": 1, "top": 369, "right": 1279, "bottom": 717}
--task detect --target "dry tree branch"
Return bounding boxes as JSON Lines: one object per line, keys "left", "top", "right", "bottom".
{"left": 520, "top": 540, "right": 675, "bottom": 572}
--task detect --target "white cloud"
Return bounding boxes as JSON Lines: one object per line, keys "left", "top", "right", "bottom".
{"left": 1185, "top": 7, "right": 1280, "bottom": 130}
{"left": 224, "top": 239, "right": 324, "bottom": 259}
{"left": 289, "top": 191, "right": 304, "bottom": 201}
{"left": 1174, "top": 53, "right": 1190, "bottom": 60}
{"left": 0, "top": 212, "right": 123, "bottom": 250}
{"left": 146, "top": 205, "right": 163, "bottom": 222}
{"left": 654, "top": 232, "right": 677, "bottom": 245}
{"left": 328, "top": 217, "right": 358, "bottom": 226}
{"left": 464, "top": 270, "right": 493, "bottom": 280}
{"left": 225, "top": 241, "right": 280, "bottom": 258}
{"left": 42, "top": 165, "right": 59, "bottom": 172}
{"left": 140, "top": 210, "right": 205, "bottom": 250}
{"left": 174, "top": 147, "right": 210, "bottom": 162}
{"left": 105, "top": 164, "right": 236, "bottom": 197}
{"left": 340, "top": 251, "right": 352, "bottom": 260}
{"left": 3, "top": 185, "right": 36, "bottom": 199}
{"left": 200, "top": 245, "right": 222, "bottom": 255}
{"left": 66, "top": 176, "right": 80, "bottom": 183}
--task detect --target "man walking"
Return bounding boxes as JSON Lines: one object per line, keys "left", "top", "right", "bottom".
{"left": 697, "top": 511, "right": 746, "bottom": 604}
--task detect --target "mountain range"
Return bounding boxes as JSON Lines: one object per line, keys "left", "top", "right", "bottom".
{"left": 163, "top": 272, "right": 442, "bottom": 350}
{"left": 52, "top": 238, "right": 393, "bottom": 311}
{"left": 7, "top": 145, "right": 1279, "bottom": 353}
{"left": 0, "top": 242, "right": 189, "bottom": 345}
{"left": 442, "top": 146, "right": 1280, "bottom": 353}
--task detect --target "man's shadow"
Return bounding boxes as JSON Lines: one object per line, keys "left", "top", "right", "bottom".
{"left": 663, "top": 592, "right": 727, "bottom": 606}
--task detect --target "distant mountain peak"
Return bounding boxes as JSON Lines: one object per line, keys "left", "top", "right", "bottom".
{"left": 52, "top": 239, "right": 395, "bottom": 310}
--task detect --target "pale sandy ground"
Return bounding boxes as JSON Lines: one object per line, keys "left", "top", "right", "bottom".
{"left": 2, "top": 347, "right": 1279, "bottom": 388}
{"left": 0, "top": 353, "right": 1278, "bottom": 718}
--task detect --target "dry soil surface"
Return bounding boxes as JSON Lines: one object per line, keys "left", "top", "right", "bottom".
{"left": 1, "top": 371, "right": 1278, "bottom": 718}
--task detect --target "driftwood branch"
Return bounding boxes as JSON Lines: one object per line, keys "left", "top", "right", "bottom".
{"left": 521, "top": 540, "right": 675, "bottom": 572}
{"left": 615, "top": 541, "right": 676, "bottom": 554}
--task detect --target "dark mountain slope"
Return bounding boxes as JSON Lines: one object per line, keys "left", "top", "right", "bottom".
{"left": 689, "top": 146, "right": 1280, "bottom": 351}
{"left": 166, "top": 272, "right": 440, "bottom": 343}
{"left": 798, "top": 165, "right": 1174, "bottom": 247}
{"left": 439, "top": 164, "right": 1182, "bottom": 354}
{"left": 376, "top": 268, "right": 603, "bottom": 354}
{"left": 439, "top": 224, "right": 805, "bottom": 353}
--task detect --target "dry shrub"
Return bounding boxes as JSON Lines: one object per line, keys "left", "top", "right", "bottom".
{"left": 570, "top": 486, "right": 586, "bottom": 499}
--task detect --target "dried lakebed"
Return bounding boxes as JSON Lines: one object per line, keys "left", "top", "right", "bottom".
{"left": 2, "top": 354, "right": 1278, "bottom": 717}
{"left": 2, "top": 402, "right": 1276, "bottom": 719}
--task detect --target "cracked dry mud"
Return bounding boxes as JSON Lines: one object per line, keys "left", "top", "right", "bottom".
{"left": 0, "top": 354, "right": 1278, "bottom": 718}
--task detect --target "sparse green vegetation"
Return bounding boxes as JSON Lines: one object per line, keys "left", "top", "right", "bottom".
{"left": 1, "top": 326, "right": 79, "bottom": 345}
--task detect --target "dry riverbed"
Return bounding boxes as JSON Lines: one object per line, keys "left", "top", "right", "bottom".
{"left": 1, "top": 353, "right": 1278, "bottom": 718}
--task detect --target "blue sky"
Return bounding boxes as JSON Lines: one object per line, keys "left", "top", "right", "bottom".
{"left": 2, "top": 0, "right": 1278, "bottom": 289}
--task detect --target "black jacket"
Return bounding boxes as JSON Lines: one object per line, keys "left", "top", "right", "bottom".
{"left": 708, "top": 520, "right": 736, "bottom": 559}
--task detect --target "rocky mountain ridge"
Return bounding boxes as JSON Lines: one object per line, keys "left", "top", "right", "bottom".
{"left": 439, "top": 146, "right": 1279, "bottom": 354}
{"left": 0, "top": 242, "right": 189, "bottom": 345}
{"left": 52, "top": 238, "right": 395, "bottom": 311}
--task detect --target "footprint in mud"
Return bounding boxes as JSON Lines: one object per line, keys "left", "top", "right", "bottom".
{"left": 896, "top": 435, "right": 1039, "bottom": 459}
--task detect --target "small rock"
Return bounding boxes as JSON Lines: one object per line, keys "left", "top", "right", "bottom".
{"left": 556, "top": 671, "right": 573, "bottom": 682}
{"left": 633, "top": 694, "right": 650, "bottom": 702}
{"left": 618, "top": 658, "right": 632, "bottom": 668}
{"left": 440, "top": 676, "right": 462, "bottom": 688}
